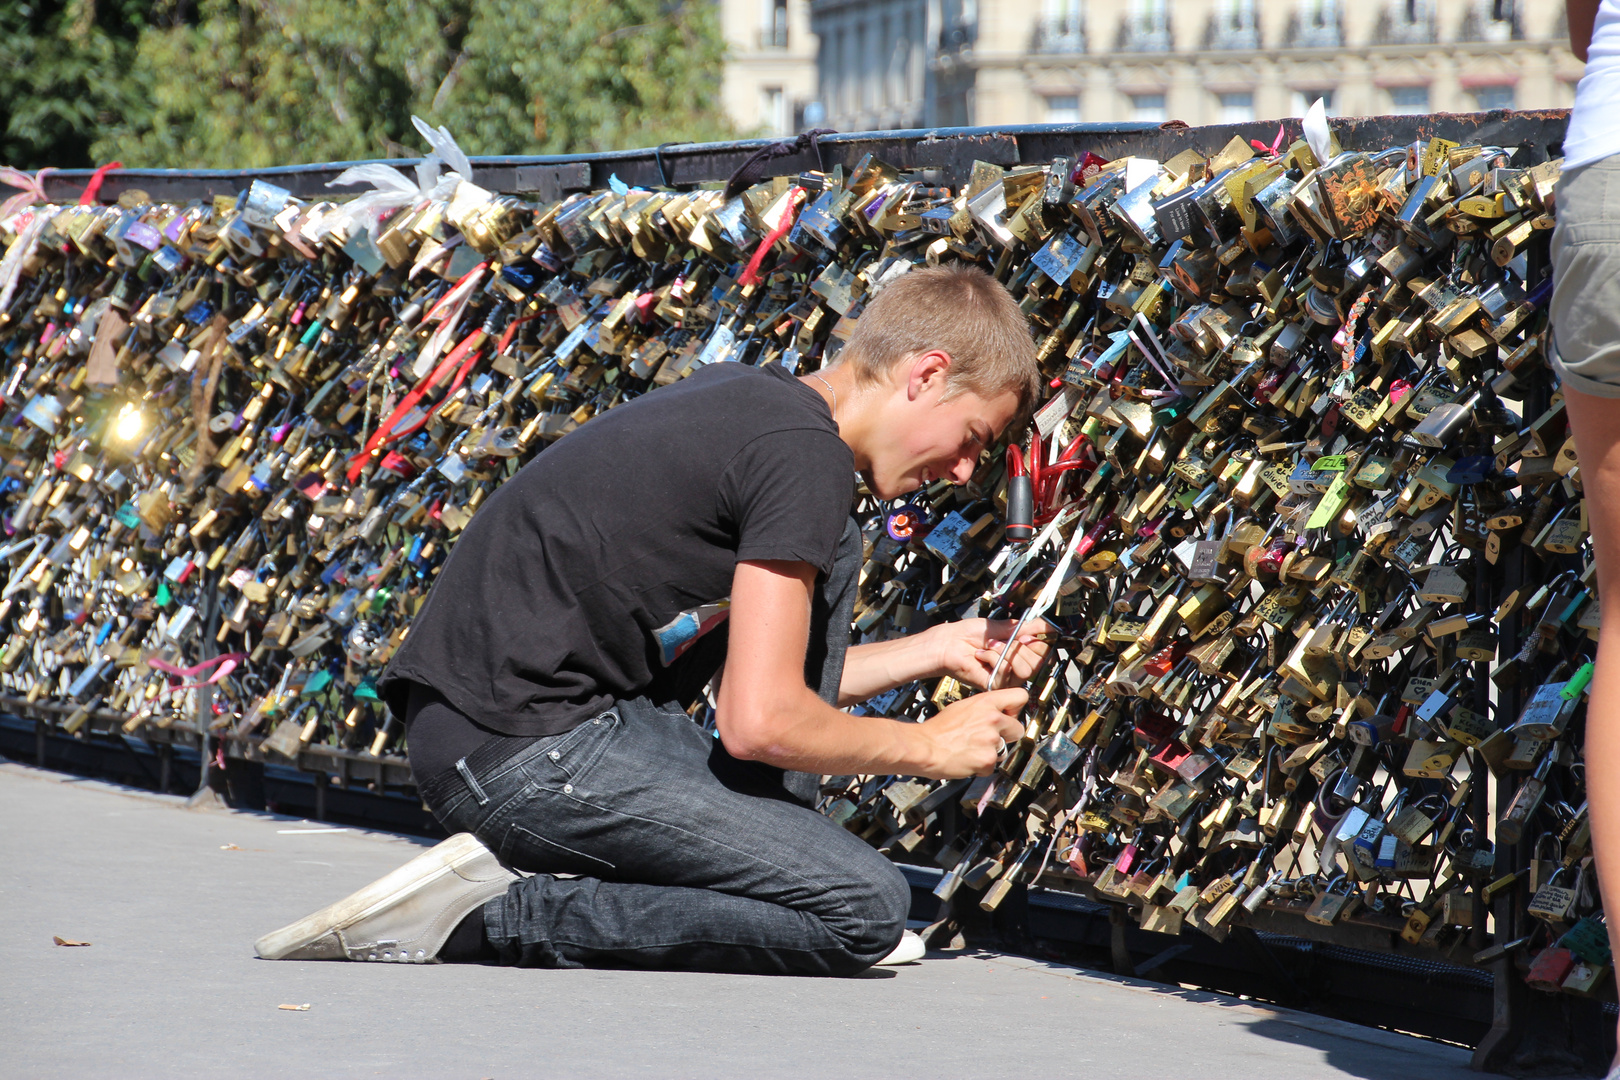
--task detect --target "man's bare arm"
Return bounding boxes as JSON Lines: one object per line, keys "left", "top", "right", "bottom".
{"left": 1569, "top": 0, "right": 1600, "bottom": 62}
{"left": 715, "top": 559, "right": 1026, "bottom": 778}
{"left": 836, "top": 619, "right": 1055, "bottom": 706}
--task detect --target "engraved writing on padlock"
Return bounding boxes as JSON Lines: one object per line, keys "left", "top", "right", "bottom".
{"left": 1526, "top": 872, "right": 1578, "bottom": 924}
{"left": 1416, "top": 564, "right": 1468, "bottom": 605}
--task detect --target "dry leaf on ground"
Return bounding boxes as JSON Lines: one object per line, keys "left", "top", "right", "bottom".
{"left": 53, "top": 936, "right": 91, "bottom": 946}
{"left": 277, "top": 1003, "right": 311, "bottom": 1011}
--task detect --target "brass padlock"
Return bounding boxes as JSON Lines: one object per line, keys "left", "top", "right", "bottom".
{"left": 1416, "top": 562, "right": 1468, "bottom": 605}
{"left": 1304, "top": 876, "right": 1359, "bottom": 926}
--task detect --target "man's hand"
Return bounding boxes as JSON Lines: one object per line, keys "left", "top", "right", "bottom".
{"left": 719, "top": 558, "right": 1021, "bottom": 777}
{"left": 926, "top": 617, "right": 1055, "bottom": 690}
{"left": 836, "top": 616, "right": 1057, "bottom": 705}
{"left": 915, "top": 687, "right": 1029, "bottom": 778}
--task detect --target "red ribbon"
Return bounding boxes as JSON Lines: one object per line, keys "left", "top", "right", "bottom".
{"left": 1249, "top": 126, "right": 1286, "bottom": 157}
{"left": 79, "top": 162, "right": 124, "bottom": 205}
{"left": 496, "top": 313, "right": 539, "bottom": 356}
{"left": 738, "top": 186, "right": 806, "bottom": 288}
{"left": 344, "top": 261, "right": 491, "bottom": 482}
{"left": 345, "top": 326, "right": 487, "bottom": 483}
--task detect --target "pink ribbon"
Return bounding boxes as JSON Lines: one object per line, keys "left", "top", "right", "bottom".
{"left": 1249, "top": 125, "right": 1286, "bottom": 157}
{"left": 148, "top": 652, "right": 247, "bottom": 691}
{"left": 0, "top": 166, "right": 57, "bottom": 222}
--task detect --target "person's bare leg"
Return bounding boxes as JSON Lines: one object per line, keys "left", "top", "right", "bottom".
{"left": 1560, "top": 385, "right": 1620, "bottom": 1068}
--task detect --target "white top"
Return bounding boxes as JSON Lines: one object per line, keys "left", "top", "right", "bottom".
{"left": 1565, "top": 0, "right": 1620, "bottom": 170}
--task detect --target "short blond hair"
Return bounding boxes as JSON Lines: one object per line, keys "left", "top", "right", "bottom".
{"left": 837, "top": 263, "right": 1041, "bottom": 410}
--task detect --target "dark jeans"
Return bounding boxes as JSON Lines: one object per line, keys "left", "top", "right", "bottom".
{"left": 420, "top": 518, "right": 911, "bottom": 975}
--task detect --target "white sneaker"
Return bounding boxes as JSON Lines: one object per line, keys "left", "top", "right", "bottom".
{"left": 873, "top": 929, "right": 926, "bottom": 966}
{"left": 254, "top": 833, "right": 516, "bottom": 964}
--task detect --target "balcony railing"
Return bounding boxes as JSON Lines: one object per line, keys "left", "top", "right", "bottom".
{"left": 1460, "top": 0, "right": 1520, "bottom": 42}
{"left": 1206, "top": 17, "right": 1260, "bottom": 49}
{"left": 1289, "top": 2, "right": 1342, "bottom": 47}
{"left": 1376, "top": 1, "right": 1435, "bottom": 44}
{"left": 1118, "top": 18, "right": 1172, "bottom": 52}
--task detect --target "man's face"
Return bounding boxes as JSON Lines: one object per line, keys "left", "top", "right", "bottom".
{"left": 861, "top": 354, "right": 1022, "bottom": 500}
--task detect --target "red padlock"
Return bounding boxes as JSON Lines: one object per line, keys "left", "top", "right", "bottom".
{"left": 1256, "top": 366, "right": 1287, "bottom": 401}
{"left": 377, "top": 450, "right": 416, "bottom": 478}
{"left": 1141, "top": 642, "right": 1181, "bottom": 678}
{"left": 1114, "top": 841, "right": 1140, "bottom": 877}
{"left": 1150, "top": 740, "right": 1193, "bottom": 774}
{"left": 1133, "top": 709, "right": 1177, "bottom": 746}
{"left": 1246, "top": 535, "right": 1293, "bottom": 580}
{"left": 1526, "top": 946, "right": 1577, "bottom": 992}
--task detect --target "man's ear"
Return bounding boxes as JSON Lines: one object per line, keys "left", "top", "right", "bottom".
{"left": 906, "top": 349, "right": 954, "bottom": 401}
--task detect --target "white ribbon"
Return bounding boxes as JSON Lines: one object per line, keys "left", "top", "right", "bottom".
{"left": 410, "top": 261, "right": 487, "bottom": 379}
{"left": 1304, "top": 98, "right": 1335, "bottom": 167}
{"left": 314, "top": 115, "right": 475, "bottom": 242}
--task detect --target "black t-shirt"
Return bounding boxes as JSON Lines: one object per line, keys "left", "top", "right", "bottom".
{"left": 380, "top": 362, "right": 855, "bottom": 737}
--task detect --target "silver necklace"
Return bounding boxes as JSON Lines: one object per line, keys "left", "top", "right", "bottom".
{"left": 808, "top": 372, "right": 838, "bottom": 421}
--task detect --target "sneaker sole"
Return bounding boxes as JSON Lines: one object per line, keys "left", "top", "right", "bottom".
{"left": 873, "top": 930, "right": 926, "bottom": 966}
{"left": 254, "top": 833, "right": 511, "bottom": 962}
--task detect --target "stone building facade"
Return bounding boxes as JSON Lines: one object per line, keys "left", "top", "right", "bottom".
{"left": 799, "top": 0, "right": 1579, "bottom": 132}
{"left": 719, "top": 0, "right": 820, "bottom": 136}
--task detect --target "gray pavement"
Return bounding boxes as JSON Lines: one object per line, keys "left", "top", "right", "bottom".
{"left": 1, "top": 760, "right": 1485, "bottom": 1079}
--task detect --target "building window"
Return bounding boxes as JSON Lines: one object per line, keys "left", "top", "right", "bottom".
{"left": 1293, "top": 89, "right": 1335, "bottom": 116}
{"left": 1045, "top": 94, "right": 1081, "bottom": 122}
{"left": 940, "top": 0, "right": 977, "bottom": 52}
{"left": 1388, "top": 85, "right": 1430, "bottom": 114}
{"left": 1218, "top": 91, "right": 1255, "bottom": 123}
{"left": 881, "top": 14, "right": 896, "bottom": 110}
{"left": 1121, "top": 0, "right": 1171, "bottom": 52}
{"left": 1209, "top": 0, "right": 1259, "bottom": 49}
{"left": 1131, "top": 92, "right": 1168, "bottom": 122}
{"left": 856, "top": 20, "right": 872, "bottom": 114}
{"left": 760, "top": 0, "right": 789, "bottom": 49}
{"left": 826, "top": 27, "right": 848, "bottom": 119}
{"left": 885, "top": 19, "right": 912, "bottom": 115}
{"left": 1472, "top": 83, "right": 1515, "bottom": 111}
{"left": 1292, "top": 0, "right": 1341, "bottom": 47}
{"left": 762, "top": 87, "right": 787, "bottom": 136}
{"left": 1040, "top": 0, "right": 1085, "bottom": 52}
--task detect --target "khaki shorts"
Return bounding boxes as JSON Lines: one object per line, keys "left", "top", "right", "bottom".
{"left": 1552, "top": 154, "right": 1620, "bottom": 398}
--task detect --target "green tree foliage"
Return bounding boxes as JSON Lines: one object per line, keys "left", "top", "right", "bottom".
{"left": 1, "top": 0, "right": 735, "bottom": 170}
{"left": 99, "top": 0, "right": 461, "bottom": 168}
{"left": 0, "top": 0, "right": 160, "bottom": 169}
{"left": 443, "top": 0, "right": 738, "bottom": 156}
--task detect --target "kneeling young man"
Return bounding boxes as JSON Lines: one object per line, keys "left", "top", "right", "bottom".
{"left": 256, "top": 263, "right": 1050, "bottom": 974}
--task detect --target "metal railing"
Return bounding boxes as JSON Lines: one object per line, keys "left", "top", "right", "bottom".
{"left": 0, "top": 108, "right": 1587, "bottom": 1074}
{"left": 5, "top": 113, "right": 1570, "bottom": 211}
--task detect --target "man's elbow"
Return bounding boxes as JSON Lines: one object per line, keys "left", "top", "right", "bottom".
{"left": 715, "top": 707, "right": 786, "bottom": 763}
